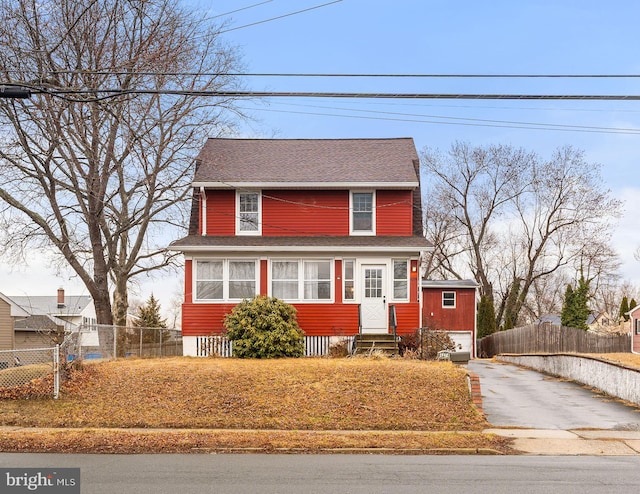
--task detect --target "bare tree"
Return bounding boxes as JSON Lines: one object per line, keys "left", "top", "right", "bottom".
{"left": 421, "top": 143, "right": 623, "bottom": 328}
{"left": 0, "top": 0, "right": 244, "bottom": 333}
{"left": 421, "top": 142, "right": 532, "bottom": 302}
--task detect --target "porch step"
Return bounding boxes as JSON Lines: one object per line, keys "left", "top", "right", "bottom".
{"left": 353, "top": 334, "right": 399, "bottom": 356}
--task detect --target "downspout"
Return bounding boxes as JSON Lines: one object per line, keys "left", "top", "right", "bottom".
{"left": 200, "top": 186, "right": 207, "bottom": 236}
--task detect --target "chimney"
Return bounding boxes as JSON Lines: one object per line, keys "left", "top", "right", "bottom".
{"left": 57, "top": 287, "right": 65, "bottom": 309}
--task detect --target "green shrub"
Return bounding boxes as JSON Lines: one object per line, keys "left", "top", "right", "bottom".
{"left": 224, "top": 296, "right": 305, "bottom": 358}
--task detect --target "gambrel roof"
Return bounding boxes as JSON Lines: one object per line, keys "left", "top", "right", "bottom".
{"left": 193, "top": 138, "right": 420, "bottom": 188}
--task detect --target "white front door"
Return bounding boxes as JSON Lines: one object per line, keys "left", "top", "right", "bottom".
{"left": 360, "top": 264, "right": 388, "bottom": 333}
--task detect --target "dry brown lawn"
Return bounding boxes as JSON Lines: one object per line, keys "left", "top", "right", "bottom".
{"left": 0, "top": 357, "right": 513, "bottom": 454}
{"left": 589, "top": 353, "right": 640, "bottom": 369}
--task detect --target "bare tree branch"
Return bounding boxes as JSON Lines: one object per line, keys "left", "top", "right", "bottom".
{"left": 0, "top": 0, "right": 247, "bottom": 329}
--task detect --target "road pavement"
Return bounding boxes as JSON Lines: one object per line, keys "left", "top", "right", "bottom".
{"left": 2, "top": 453, "right": 640, "bottom": 494}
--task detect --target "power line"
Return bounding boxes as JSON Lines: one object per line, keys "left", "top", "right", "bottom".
{"left": 243, "top": 106, "right": 640, "bottom": 135}
{"left": 32, "top": 89, "right": 640, "bottom": 101}
{"left": 14, "top": 70, "right": 640, "bottom": 78}
{"left": 263, "top": 102, "right": 640, "bottom": 133}
{"left": 208, "top": 0, "right": 274, "bottom": 20}
{"left": 219, "top": 0, "right": 343, "bottom": 33}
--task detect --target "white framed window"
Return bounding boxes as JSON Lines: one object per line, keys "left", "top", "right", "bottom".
{"left": 304, "top": 260, "right": 331, "bottom": 300}
{"left": 343, "top": 259, "right": 355, "bottom": 301}
{"left": 195, "top": 259, "right": 258, "bottom": 301}
{"left": 392, "top": 259, "right": 409, "bottom": 300}
{"left": 237, "top": 191, "right": 261, "bottom": 235}
{"left": 228, "top": 260, "right": 257, "bottom": 299}
{"left": 635, "top": 319, "right": 640, "bottom": 335}
{"left": 271, "top": 259, "right": 333, "bottom": 301}
{"left": 442, "top": 291, "right": 456, "bottom": 308}
{"left": 196, "top": 260, "right": 224, "bottom": 300}
{"left": 272, "top": 260, "right": 299, "bottom": 300}
{"left": 350, "top": 191, "right": 375, "bottom": 235}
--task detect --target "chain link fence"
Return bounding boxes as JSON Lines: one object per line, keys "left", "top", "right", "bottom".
{"left": 0, "top": 325, "right": 181, "bottom": 399}
{"left": 0, "top": 346, "right": 60, "bottom": 399}
{"left": 63, "top": 324, "right": 182, "bottom": 361}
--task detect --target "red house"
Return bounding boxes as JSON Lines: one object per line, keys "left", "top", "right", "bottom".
{"left": 630, "top": 305, "right": 640, "bottom": 354}
{"left": 170, "top": 138, "right": 432, "bottom": 356}
{"left": 421, "top": 280, "right": 478, "bottom": 357}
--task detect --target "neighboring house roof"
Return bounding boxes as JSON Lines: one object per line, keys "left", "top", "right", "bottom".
{"left": 536, "top": 314, "right": 562, "bottom": 325}
{"left": 628, "top": 305, "right": 640, "bottom": 317}
{"left": 192, "top": 138, "right": 420, "bottom": 188}
{"left": 0, "top": 292, "right": 29, "bottom": 317}
{"left": 14, "top": 314, "right": 66, "bottom": 331}
{"left": 422, "top": 280, "right": 479, "bottom": 289}
{"left": 170, "top": 234, "right": 432, "bottom": 252}
{"left": 10, "top": 295, "right": 93, "bottom": 317}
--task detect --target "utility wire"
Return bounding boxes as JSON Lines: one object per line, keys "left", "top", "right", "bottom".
{"left": 262, "top": 102, "right": 640, "bottom": 133}
{"left": 28, "top": 88, "right": 640, "bottom": 101}
{"left": 208, "top": 0, "right": 274, "bottom": 20}
{"left": 14, "top": 70, "right": 640, "bottom": 78}
{"left": 244, "top": 106, "right": 640, "bottom": 135}
{"left": 219, "top": 0, "right": 342, "bottom": 33}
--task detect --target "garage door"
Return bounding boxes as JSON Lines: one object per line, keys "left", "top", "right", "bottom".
{"left": 447, "top": 331, "right": 473, "bottom": 355}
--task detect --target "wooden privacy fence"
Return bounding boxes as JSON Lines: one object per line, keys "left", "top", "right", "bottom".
{"left": 478, "top": 323, "right": 631, "bottom": 357}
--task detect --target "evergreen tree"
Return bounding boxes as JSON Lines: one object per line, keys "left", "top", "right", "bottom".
{"left": 631, "top": 298, "right": 638, "bottom": 311}
{"left": 477, "top": 295, "right": 497, "bottom": 338}
{"left": 561, "top": 276, "right": 590, "bottom": 330}
{"left": 132, "top": 294, "right": 168, "bottom": 344}
{"left": 620, "top": 296, "right": 630, "bottom": 322}
{"left": 135, "top": 294, "right": 167, "bottom": 329}
{"left": 502, "top": 278, "right": 521, "bottom": 331}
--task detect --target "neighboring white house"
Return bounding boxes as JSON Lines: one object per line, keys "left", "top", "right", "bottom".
{"left": 2, "top": 288, "right": 97, "bottom": 349}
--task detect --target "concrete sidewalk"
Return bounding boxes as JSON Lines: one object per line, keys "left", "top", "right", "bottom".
{"left": 486, "top": 428, "right": 640, "bottom": 455}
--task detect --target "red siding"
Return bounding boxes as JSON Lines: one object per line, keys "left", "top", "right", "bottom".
{"left": 262, "top": 190, "right": 349, "bottom": 236}
{"left": 260, "top": 260, "right": 268, "bottom": 295}
{"left": 185, "top": 260, "right": 193, "bottom": 304}
{"left": 393, "top": 303, "right": 421, "bottom": 336}
{"left": 377, "top": 190, "right": 413, "bottom": 236}
{"left": 422, "top": 288, "right": 476, "bottom": 332}
{"left": 204, "top": 189, "right": 235, "bottom": 235}
{"left": 296, "top": 304, "right": 360, "bottom": 336}
{"left": 182, "top": 303, "right": 235, "bottom": 336}
{"left": 335, "top": 260, "right": 343, "bottom": 304}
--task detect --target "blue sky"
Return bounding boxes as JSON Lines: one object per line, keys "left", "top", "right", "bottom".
{"left": 2, "top": 0, "right": 639, "bottom": 311}
{"left": 205, "top": 0, "right": 640, "bottom": 284}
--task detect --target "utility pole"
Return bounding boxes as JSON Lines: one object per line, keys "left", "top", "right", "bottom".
{"left": 0, "top": 85, "right": 30, "bottom": 98}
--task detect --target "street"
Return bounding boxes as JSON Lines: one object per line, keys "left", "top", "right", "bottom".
{"left": 1, "top": 453, "right": 640, "bottom": 493}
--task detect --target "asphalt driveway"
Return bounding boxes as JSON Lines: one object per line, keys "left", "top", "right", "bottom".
{"left": 468, "top": 359, "right": 640, "bottom": 430}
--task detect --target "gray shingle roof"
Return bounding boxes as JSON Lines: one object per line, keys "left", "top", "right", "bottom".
{"left": 10, "top": 295, "right": 92, "bottom": 316}
{"left": 169, "top": 235, "right": 432, "bottom": 252}
{"left": 193, "top": 138, "right": 420, "bottom": 186}
{"left": 422, "top": 280, "right": 479, "bottom": 289}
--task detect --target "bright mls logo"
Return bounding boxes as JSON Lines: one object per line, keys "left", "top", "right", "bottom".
{"left": 1, "top": 469, "right": 80, "bottom": 493}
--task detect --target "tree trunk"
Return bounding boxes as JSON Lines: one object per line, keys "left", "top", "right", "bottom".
{"left": 112, "top": 275, "right": 129, "bottom": 357}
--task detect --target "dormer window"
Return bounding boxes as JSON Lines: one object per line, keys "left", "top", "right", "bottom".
{"left": 237, "top": 191, "right": 261, "bottom": 235}
{"left": 350, "top": 191, "right": 375, "bottom": 235}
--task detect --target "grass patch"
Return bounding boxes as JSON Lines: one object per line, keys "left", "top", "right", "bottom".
{"left": 589, "top": 353, "right": 640, "bottom": 369}
{"left": 0, "top": 364, "right": 52, "bottom": 388}
{"left": 0, "top": 357, "right": 506, "bottom": 453}
{"left": 0, "top": 428, "right": 511, "bottom": 454}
